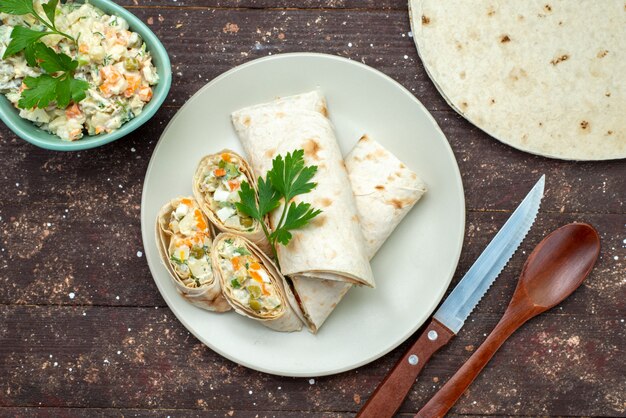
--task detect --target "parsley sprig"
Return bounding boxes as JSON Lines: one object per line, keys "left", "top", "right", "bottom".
{"left": 236, "top": 149, "right": 322, "bottom": 261}
{"left": 1, "top": 0, "right": 89, "bottom": 109}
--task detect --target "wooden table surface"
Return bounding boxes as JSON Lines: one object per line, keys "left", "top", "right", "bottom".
{"left": 1, "top": 1, "right": 625, "bottom": 417}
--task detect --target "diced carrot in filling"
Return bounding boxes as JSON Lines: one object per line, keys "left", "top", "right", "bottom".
{"left": 194, "top": 209, "right": 207, "bottom": 230}
{"left": 99, "top": 83, "right": 111, "bottom": 97}
{"left": 249, "top": 270, "right": 263, "bottom": 283}
{"left": 100, "top": 65, "right": 121, "bottom": 84}
{"left": 231, "top": 256, "right": 241, "bottom": 271}
{"left": 228, "top": 179, "right": 240, "bottom": 191}
{"left": 123, "top": 73, "right": 141, "bottom": 98}
{"left": 65, "top": 103, "right": 82, "bottom": 119}
{"left": 138, "top": 86, "right": 153, "bottom": 102}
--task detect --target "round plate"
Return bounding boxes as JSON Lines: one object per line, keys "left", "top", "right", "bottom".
{"left": 141, "top": 53, "right": 465, "bottom": 377}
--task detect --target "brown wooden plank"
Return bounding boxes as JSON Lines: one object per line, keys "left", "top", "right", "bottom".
{"left": 91, "top": 7, "right": 436, "bottom": 112}
{"left": 0, "top": 409, "right": 554, "bottom": 418}
{"left": 115, "top": 0, "right": 406, "bottom": 10}
{"left": 0, "top": 305, "right": 623, "bottom": 416}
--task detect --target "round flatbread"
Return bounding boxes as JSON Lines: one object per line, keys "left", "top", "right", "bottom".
{"left": 409, "top": 0, "right": 626, "bottom": 160}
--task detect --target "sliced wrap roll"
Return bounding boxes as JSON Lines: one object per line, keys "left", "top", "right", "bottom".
{"left": 231, "top": 91, "right": 375, "bottom": 289}
{"left": 211, "top": 233, "right": 304, "bottom": 332}
{"left": 156, "top": 197, "right": 230, "bottom": 312}
{"left": 193, "top": 150, "right": 272, "bottom": 255}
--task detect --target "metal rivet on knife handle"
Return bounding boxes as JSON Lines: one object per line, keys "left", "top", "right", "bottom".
{"left": 355, "top": 319, "right": 455, "bottom": 418}
{"left": 428, "top": 330, "right": 438, "bottom": 341}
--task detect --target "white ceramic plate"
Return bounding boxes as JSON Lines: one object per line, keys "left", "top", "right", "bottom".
{"left": 141, "top": 53, "right": 465, "bottom": 377}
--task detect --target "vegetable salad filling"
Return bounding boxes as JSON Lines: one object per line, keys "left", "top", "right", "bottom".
{"left": 0, "top": 0, "right": 159, "bottom": 141}
{"left": 167, "top": 198, "right": 214, "bottom": 288}
{"left": 198, "top": 152, "right": 257, "bottom": 231}
{"left": 217, "top": 237, "right": 282, "bottom": 315}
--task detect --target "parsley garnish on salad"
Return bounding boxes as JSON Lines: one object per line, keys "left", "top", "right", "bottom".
{"left": 0, "top": 0, "right": 89, "bottom": 109}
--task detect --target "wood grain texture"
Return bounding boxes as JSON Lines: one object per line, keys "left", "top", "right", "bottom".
{"left": 117, "top": 0, "right": 407, "bottom": 9}
{"left": 0, "top": 1, "right": 625, "bottom": 417}
{"left": 0, "top": 410, "right": 531, "bottom": 418}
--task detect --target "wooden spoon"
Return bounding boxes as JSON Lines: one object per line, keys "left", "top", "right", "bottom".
{"left": 415, "top": 223, "right": 600, "bottom": 418}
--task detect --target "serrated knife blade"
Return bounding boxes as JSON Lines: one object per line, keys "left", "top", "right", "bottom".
{"left": 433, "top": 174, "right": 544, "bottom": 333}
{"left": 356, "top": 175, "right": 545, "bottom": 418}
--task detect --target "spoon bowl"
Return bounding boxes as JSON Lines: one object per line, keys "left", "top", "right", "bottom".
{"left": 520, "top": 223, "right": 600, "bottom": 309}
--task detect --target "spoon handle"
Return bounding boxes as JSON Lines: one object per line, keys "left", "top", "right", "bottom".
{"left": 415, "top": 311, "right": 530, "bottom": 418}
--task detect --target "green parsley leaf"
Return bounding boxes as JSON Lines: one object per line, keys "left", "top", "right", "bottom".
{"left": 41, "top": 0, "right": 59, "bottom": 26}
{"left": 267, "top": 149, "right": 318, "bottom": 202}
{"left": 0, "top": 0, "right": 35, "bottom": 16}
{"left": 55, "top": 73, "right": 71, "bottom": 108}
{"left": 271, "top": 201, "right": 322, "bottom": 245}
{"left": 289, "top": 165, "right": 318, "bottom": 200}
{"left": 70, "top": 77, "right": 89, "bottom": 103}
{"left": 230, "top": 278, "right": 241, "bottom": 289}
{"left": 18, "top": 74, "right": 57, "bottom": 109}
{"left": 257, "top": 177, "right": 281, "bottom": 217}
{"left": 15, "top": 43, "right": 88, "bottom": 109}
{"left": 3, "top": 26, "right": 46, "bottom": 58}
{"left": 18, "top": 72, "right": 89, "bottom": 110}
{"left": 23, "top": 42, "right": 37, "bottom": 67}
{"left": 1, "top": 0, "right": 74, "bottom": 57}
{"left": 267, "top": 150, "right": 302, "bottom": 201}
{"left": 235, "top": 181, "right": 260, "bottom": 220}
{"left": 32, "top": 42, "right": 77, "bottom": 73}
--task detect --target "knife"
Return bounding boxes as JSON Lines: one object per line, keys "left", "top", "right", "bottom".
{"left": 356, "top": 175, "right": 545, "bottom": 418}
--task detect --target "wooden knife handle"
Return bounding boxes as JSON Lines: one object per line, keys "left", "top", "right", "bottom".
{"left": 356, "top": 319, "right": 455, "bottom": 418}
{"left": 414, "top": 313, "right": 529, "bottom": 418}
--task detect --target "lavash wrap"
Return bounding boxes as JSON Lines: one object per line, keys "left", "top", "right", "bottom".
{"left": 231, "top": 91, "right": 375, "bottom": 289}
{"left": 192, "top": 150, "right": 272, "bottom": 255}
{"left": 211, "top": 233, "right": 305, "bottom": 332}
{"left": 409, "top": 0, "right": 625, "bottom": 160}
{"left": 289, "top": 135, "right": 428, "bottom": 331}
{"left": 156, "top": 197, "right": 230, "bottom": 312}
{"left": 348, "top": 134, "right": 427, "bottom": 257}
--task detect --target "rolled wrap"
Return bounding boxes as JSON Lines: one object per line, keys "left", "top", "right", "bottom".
{"left": 232, "top": 90, "right": 426, "bottom": 332}
{"left": 290, "top": 135, "right": 427, "bottom": 331}
{"left": 211, "top": 233, "right": 305, "bottom": 332}
{"left": 156, "top": 197, "right": 230, "bottom": 312}
{"left": 193, "top": 149, "right": 272, "bottom": 255}
{"left": 231, "top": 91, "right": 375, "bottom": 288}
{"left": 348, "top": 134, "right": 427, "bottom": 257}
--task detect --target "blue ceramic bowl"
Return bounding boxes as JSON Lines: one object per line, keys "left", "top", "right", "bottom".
{"left": 0, "top": 0, "right": 171, "bottom": 151}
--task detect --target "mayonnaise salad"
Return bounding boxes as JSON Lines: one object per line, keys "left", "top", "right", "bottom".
{"left": 0, "top": 1, "right": 159, "bottom": 141}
